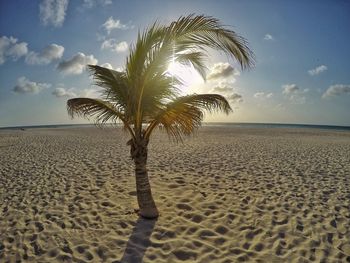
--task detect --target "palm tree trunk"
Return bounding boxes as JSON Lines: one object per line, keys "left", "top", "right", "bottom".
{"left": 129, "top": 138, "right": 159, "bottom": 219}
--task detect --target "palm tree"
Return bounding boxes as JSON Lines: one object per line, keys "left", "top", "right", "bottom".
{"left": 67, "top": 14, "right": 254, "bottom": 219}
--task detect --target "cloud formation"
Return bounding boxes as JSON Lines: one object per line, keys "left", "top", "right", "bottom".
{"left": 102, "top": 17, "right": 133, "bottom": 34}
{"left": 228, "top": 93, "right": 243, "bottom": 103}
{"left": 25, "top": 44, "right": 64, "bottom": 65}
{"left": 264, "top": 34, "right": 274, "bottom": 41}
{"left": 254, "top": 92, "right": 273, "bottom": 99}
{"left": 213, "top": 85, "right": 232, "bottom": 93}
{"left": 13, "top": 76, "right": 51, "bottom": 94}
{"left": 282, "top": 84, "right": 308, "bottom": 104}
{"left": 52, "top": 84, "right": 101, "bottom": 98}
{"left": 211, "top": 83, "right": 243, "bottom": 104}
{"left": 308, "top": 65, "right": 327, "bottom": 76}
{"left": 282, "top": 84, "right": 300, "bottom": 95}
{"left": 101, "top": 39, "right": 128, "bottom": 53}
{"left": 100, "top": 63, "right": 114, "bottom": 69}
{"left": 207, "top": 62, "right": 240, "bottom": 80}
{"left": 57, "top": 52, "right": 98, "bottom": 75}
{"left": 0, "top": 36, "right": 28, "bottom": 64}
{"left": 82, "top": 0, "right": 112, "bottom": 8}
{"left": 322, "top": 84, "right": 350, "bottom": 99}
{"left": 52, "top": 86, "right": 77, "bottom": 97}
{"left": 39, "top": 0, "right": 69, "bottom": 27}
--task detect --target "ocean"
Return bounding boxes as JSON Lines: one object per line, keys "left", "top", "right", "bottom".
{"left": 1, "top": 123, "right": 350, "bottom": 131}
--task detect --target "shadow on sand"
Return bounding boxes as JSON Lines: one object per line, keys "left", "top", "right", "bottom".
{"left": 119, "top": 217, "right": 157, "bottom": 263}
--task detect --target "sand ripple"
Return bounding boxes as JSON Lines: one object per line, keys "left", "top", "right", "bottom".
{"left": 1, "top": 127, "right": 349, "bottom": 262}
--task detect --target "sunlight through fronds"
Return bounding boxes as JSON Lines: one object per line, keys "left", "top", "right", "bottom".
{"left": 67, "top": 14, "right": 254, "bottom": 140}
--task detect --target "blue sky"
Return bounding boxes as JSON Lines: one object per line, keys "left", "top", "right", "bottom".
{"left": 0, "top": 0, "right": 349, "bottom": 127}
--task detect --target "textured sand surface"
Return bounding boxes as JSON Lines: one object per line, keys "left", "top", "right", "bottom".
{"left": 0, "top": 126, "right": 349, "bottom": 262}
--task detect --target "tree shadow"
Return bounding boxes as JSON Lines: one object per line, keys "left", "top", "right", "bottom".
{"left": 119, "top": 217, "right": 157, "bottom": 263}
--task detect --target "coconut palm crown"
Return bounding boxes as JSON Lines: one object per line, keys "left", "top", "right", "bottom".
{"left": 67, "top": 14, "right": 254, "bottom": 219}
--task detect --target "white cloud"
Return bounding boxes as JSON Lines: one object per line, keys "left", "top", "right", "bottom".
{"left": 254, "top": 92, "right": 264, "bottom": 98}
{"left": 228, "top": 93, "right": 243, "bottom": 103}
{"left": 207, "top": 62, "right": 240, "bottom": 80}
{"left": 282, "top": 84, "right": 308, "bottom": 104}
{"left": 79, "top": 87, "right": 101, "bottom": 97}
{"left": 264, "top": 34, "right": 274, "bottom": 41}
{"left": 101, "top": 39, "right": 128, "bottom": 53}
{"left": 213, "top": 85, "right": 233, "bottom": 94}
{"left": 100, "top": 63, "right": 114, "bottom": 69}
{"left": 82, "top": 0, "right": 112, "bottom": 8}
{"left": 322, "top": 84, "right": 350, "bottom": 99}
{"left": 52, "top": 85, "right": 77, "bottom": 98}
{"left": 52, "top": 84, "right": 101, "bottom": 98}
{"left": 57, "top": 52, "right": 98, "bottom": 75}
{"left": 102, "top": 17, "right": 133, "bottom": 34}
{"left": 0, "top": 36, "right": 28, "bottom": 64}
{"left": 308, "top": 65, "right": 327, "bottom": 76}
{"left": 100, "top": 63, "right": 124, "bottom": 71}
{"left": 39, "top": 0, "right": 69, "bottom": 27}
{"left": 254, "top": 92, "right": 273, "bottom": 99}
{"left": 25, "top": 44, "right": 64, "bottom": 65}
{"left": 13, "top": 76, "right": 51, "bottom": 94}
{"left": 282, "top": 84, "right": 300, "bottom": 95}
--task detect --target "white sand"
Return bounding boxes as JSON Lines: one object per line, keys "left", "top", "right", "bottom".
{"left": 0, "top": 126, "right": 349, "bottom": 262}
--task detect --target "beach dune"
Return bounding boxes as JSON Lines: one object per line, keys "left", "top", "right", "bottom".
{"left": 0, "top": 126, "right": 349, "bottom": 262}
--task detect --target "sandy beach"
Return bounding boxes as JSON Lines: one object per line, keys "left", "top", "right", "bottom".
{"left": 0, "top": 126, "right": 349, "bottom": 262}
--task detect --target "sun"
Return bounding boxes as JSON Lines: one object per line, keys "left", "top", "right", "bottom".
{"left": 166, "top": 61, "right": 204, "bottom": 94}
{"left": 167, "top": 61, "right": 180, "bottom": 76}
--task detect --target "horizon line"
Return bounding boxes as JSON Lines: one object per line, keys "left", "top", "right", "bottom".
{"left": 1, "top": 121, "right": 349, "bottom": 130}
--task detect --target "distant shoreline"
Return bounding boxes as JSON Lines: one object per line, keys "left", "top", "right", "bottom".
{"left": 1, "top": 122, "right": 349, "bottom": 131}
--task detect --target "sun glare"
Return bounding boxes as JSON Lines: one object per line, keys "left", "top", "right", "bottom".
{"left": 167, "top": 61, "right": 204, "bottom": 94}
{"left": 167, "top": 61, "right": 181, "bottom": 76}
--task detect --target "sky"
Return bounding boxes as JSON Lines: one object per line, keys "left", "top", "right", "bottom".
{"left": 0, "top": 0, "right": 349, "bottom": 127}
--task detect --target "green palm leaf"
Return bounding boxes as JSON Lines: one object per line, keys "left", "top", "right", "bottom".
{"left": 145, "top": 94, "right": 232, "bottom": 141}
{"left": 67, "top": 98, "right": 134, "bottom": 136}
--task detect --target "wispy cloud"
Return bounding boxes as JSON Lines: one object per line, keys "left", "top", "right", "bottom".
{"left": 282, "top": 84, "right": 300, "bottom": 95}
{"left": 322, "top": 84, "right": 350, "bottom": 99}
{"left": 52, "top": 84, "right": 101, "bottom": 98}
{"left": 211, "top": 83, "right": 243, "bottom": 104}
{"left": 264, "top": 34, "right": 274, "bottom": 41}
{"left": 0, "top": 36, "right": 28, "bottom": 64}
{"left": 282, "top": 84, "right": 308, "bottom": 104}
{"left": 207, "top": 62, "right": 240, "bottom": 81}
{"left": 39, "top": 0, "right": 69, "bottom": 27}
{"left": 102, "top": 17, "right": 133, "bottom": 34}
{"left": 213, "top": 85, "right": 233, "bottom": 93}
{"left": 101, "top": 39, "right": 128, "bottom": 53}
{"left": 82, "top": 0, "right": 112, "bottom": 8}
{"left": 13, "top": 76, "right": 51, "bottom": 94}
{"left": 25, "top": 44, "right": 64, "bottom": 65}
{"left": 228, "top": 93, "right": 243, "bottom": 103}
{"left": 254, "top": 92, "right": 273, "bottom": 99}
{"left": 308, "top": 65, "right": 327, "bottom": 76}
{"left": 57, "top": 52, "right": 97, "bottom": 75}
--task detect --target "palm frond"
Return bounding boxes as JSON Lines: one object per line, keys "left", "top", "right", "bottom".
{"left": 176, "top": 51, "right": 207, "bottom": 79}
{"left": 67, "top": 98, "right": 134, "bottom": 137}
{"left": 169, "top": 14, "right": 255, "bottom": 70}
{"left": 67, "top": 15, "right": 253, "bottom": 142}
{"left": 145, "top": 94, "right": 232, "bottom": 141}
{"left": 87, "top": 65, "right": 127, "bottom": 104}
